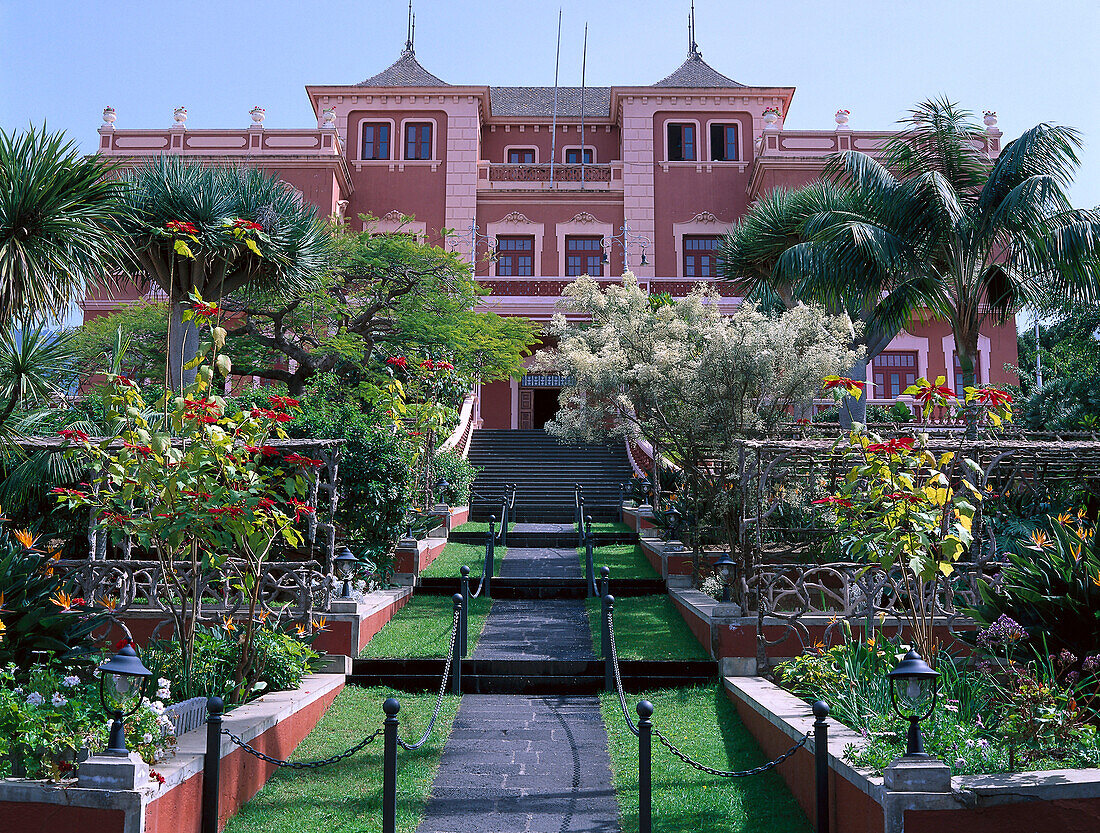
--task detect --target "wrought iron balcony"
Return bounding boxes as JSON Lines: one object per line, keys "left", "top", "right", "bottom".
{"left": 478, "top": 161, "right": 622, "bottom": 190}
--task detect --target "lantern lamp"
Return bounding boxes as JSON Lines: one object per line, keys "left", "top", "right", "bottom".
{"left": 887, "top": 649, "right": 939, "bottom": 756}
{"left": 434, "top": 478, "right": 451, "bottom": 504}
{"left": 334, "top": 546, "right": 358, "bottom": 598}
{"left": 98, "top": 643, "right": 153, "bottom": 754}
{"left": 712, "top": 553, "right": 736, "bottom": 602}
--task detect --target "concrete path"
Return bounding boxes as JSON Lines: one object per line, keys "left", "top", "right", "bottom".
{"left": 416, "top": 695, "right": 619, "bottom": 833}
{"left": 417, "top": 532, "right": 620, "bottom": 832}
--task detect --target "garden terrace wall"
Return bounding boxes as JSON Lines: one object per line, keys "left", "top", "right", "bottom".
{"left": 0, "top": 673, "right": 344, "bottom": 833}
{"left": 106, "top": 587, "right": 411, "bottom": 660}
{"left": 724, "top": 675, "right": 1100, "bottom": 833}
{"left": 671, "top": 588, "right": 976, "bottom": 673}
{"left": 392, "top": 505, "right": 468, "bottom": 581}
{"left": 638, "top": 536, "right": 694, "bottom": 579}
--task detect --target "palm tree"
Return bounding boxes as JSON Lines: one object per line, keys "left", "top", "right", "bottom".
{"left": 804, "top": 98, "right": 1100, "bottom": 434}
{"left": 117, "top": 158, "right": 331, "bottom": 389}
{"left": 0, "top": 126, "right": 129, "bottom": 327}
{"left": 720, "top": 181, "right": 939, "bottom": 425}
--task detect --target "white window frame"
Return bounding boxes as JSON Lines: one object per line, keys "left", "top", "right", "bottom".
{"left": 399, "top": 116, "right": 439, "bottom": 162}
{"left": 663, "top": 119, "right": 702, "bottom": 163}
{"left": 355, "top": 117, "right": 396, "bottom": 161}
{"left": 503, "top": 145, "right": 539, "bottom": 163}
{"left": 704, "top": 119, "right": 742, "bottom": 163}
{"left": 561, "top": 145, "right": 597, "bottom": 164}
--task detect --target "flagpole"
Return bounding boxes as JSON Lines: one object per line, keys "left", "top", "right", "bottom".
{"left": 550, "top": 8, "right": 562, "bottom": 186}
{"left": 580, "top": 23, "right": 587, "bottom": 191}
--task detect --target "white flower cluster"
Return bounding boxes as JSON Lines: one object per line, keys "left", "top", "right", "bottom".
{"left": 51, "top": 692, "right": 68, "bottom": 707}
{"left": 25, "top": 691, "right": 45, "bottom": 707}
{"left": 156, "top": 678, "right": 172, "bottom": 700}
{"left": 62, "top": 675, "right": 81, "bottom": 688}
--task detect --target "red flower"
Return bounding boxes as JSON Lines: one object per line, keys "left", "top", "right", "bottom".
{"left": 794, "top": 418, "right": 811, "bottom": 426}
{"left": 149, "top": 769, "right": 166, "bottom": 785}
{"left": 257, "top": 497, "right": 276, "bottom": 512}
{"left": 166, "top": 221, "right": 198, "bottom": 235}
{"left": 50, "top": 487, "right": 88, "bottom": 499}
{"left": 58, "top": 428, "right": 90, "bottom": 443}
{"left": 274, "top": 412, "right": 293, "bottom": 423}
{"left": 885, "top": 492, "right": 924, "bottom": 504}
{"left": 386, "top": 356, "right": 408, "bottom": 369}
{"left": 812, "top": 497, "right": 853, "bottom": 508}
{"left": 971, "top": 387, "right": 1013, "bottom": 406}
{"left": 289, "top": 498, "right": 315, "bottom": 522}
{"left": 822, "top": 377, "right": 866, "bottom": 391}
{"left": 283, "top": 453, "right": 323, "bottom": 468}
{"left": 233, "top": 218, "right": 263, "bottom": 231}
{"left": 182, "top": 489, "right": 212, "bottom": 500}
{"left": 267, "top": 395, "right": 300, "bottom": 410}
{"left": 123, "top": 441, "right": 153, "bottom": 455}
{"left": 192, "top": 300, "right": 219, "bottom": 317}
{"left": 116, "top": 376, "right": 136, "bottom": 388}
{"left": 866, "top": 437, "right": 915, "bottom": 455}
{"left": 909, "top": 379, "right": 955, "bottom": 407}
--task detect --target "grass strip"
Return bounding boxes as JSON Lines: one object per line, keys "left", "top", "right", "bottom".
{"left": 361, "top": 594, "right": 492, "bottom": 658}
{"left": 419, "top": 540, "right": 499, "bottom": 578}
{"left": 586, "top": 596, "right": 709, "bottom": 660}
{"left": 598, "top": 686, "right": 811, "bottom": 833}
{"left": 225, "top": 685, "right": 458, "bottom": 833}
{"left": 582, "top": 543, "right": 660, "bottom": 579}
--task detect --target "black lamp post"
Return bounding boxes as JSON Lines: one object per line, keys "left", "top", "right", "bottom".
{"left": 667, "top": 505, "right": 683, "bottom": 538}
{"left": 887, "top": 649, "right": 939, "bottom": 756}
{"left": 639, "top": 476, "right": 652, "bottom": 505}
{"left": 98, "top": 642, "right": 153, "bottom": 754}
{"left": 713, "top": 553, "right": 735, "bottom": 603}
{"left": 334, "top": 546, "right": 358, "bottom": 598}
{"left": 434, "top": 478, "right": 451, "bottom": 505}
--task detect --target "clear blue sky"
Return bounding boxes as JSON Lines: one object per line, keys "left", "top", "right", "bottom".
{"left": 2, "top": 0, "right": 1099, "bottom": 207}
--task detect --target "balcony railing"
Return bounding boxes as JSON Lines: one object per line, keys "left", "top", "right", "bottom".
{"left": 478, "top": 161, "right": 622, "bottom": 190}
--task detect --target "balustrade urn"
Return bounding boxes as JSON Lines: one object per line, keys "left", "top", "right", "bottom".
{"left": 250, "top": 106, "right": 266, "bottom": 124}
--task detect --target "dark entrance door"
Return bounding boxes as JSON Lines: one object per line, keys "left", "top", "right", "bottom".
{"left": 531, "top": 388, "right": 560, "bottom": 430}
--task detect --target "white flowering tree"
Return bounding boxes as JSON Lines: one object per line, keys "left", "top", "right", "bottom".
{"left": 539, "top": 275, "right": 862, "bottom": 582}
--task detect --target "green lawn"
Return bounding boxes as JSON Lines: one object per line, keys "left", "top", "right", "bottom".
{"left": 587, "top": 520, "right": 634, "bottom": 534}
{"left": 449, "top": 520, "right": 496, "bottom": 533}
{"left": 581, "top": 543, "right": 660, "bottom": 579}
{"left": 361, "top": 595, "right": 492, "bottom": 658}
{"left": 598, "top": 686, "right": 811, "bottom": 833}
{"left": 225, "top": 686, "right": 458, "bottom": 833}
{"left": 586, "top": 596, "right": 709, "bottom": 660}
{"left": 419, "top": 540, "right": 500, "bottom": 578}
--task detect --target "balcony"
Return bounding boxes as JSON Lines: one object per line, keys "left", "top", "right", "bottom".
{"left": 477, "top": 161, "right": 623, "bottom": 191}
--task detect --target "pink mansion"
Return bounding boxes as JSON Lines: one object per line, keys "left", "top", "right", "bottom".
{"left": 89, "top": 38, "right": 1017, "bottom": 430}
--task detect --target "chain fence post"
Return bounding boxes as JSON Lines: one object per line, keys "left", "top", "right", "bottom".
{"left": 451, "top": 594, "right": 463, "bottom": 695}
{"left": 383, "top": 698, "right": 400, "bottom": 833}
{"left": 637, "top": 700, "right": 653, "bottom": 833}
{"left": 813, "top": 700, "right": 830, "bottom": 833}
{"left": 500, "top": 490, "right": 509, "bottom": 548}
{"left": 585, "top": 515, "right": 595, "bottom": 597}
{"left": 603, "top": 594, "right": 615, "bottom": 692}
{"left": 201, "top": 696, "right": 223, "bottom": 833}
{"left": 485, "top": 515, "right": 496, "bottom": 598}
{"left": 459, "top": 565, "right": 470, "bottom": 657}
{"left": 600, "top": 565, "right": 610, "bottom": 600}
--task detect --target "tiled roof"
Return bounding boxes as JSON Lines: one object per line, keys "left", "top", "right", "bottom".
{"left": 489, "top": 87, "right": 612, "bottom": 118}
{"left": 652, "top": 55, "right": 744, "bottom": 88}
{"left": 358, "top": 49, "right": 449, "bottom": 87}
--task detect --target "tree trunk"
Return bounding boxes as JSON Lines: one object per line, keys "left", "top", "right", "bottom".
{"left": 168, "top": 297, "right": 201, "bottom": 392}
{"left": 956, "top": 326, "right": 981, "bottom": 439}
{"left": 838, "top": 358, "right": 869, "bottom": 429}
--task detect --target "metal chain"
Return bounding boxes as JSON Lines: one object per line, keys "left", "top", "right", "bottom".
{"left": 607, "top": 607, "right": 810, "bottom": 777}
{"left": 652, "top": 727, "right": 809, "bottom": 778}
{"left": 397, "top": 604, "right": 460, "bottom": 751}
{"left": 607, "top": 608, "right": 638, "bottom": 737}
{"left": 469, "top": 568, "right": 487, "bottom": 598}
{"left": 222, "top": 726, "right": 383, "bottom": 769}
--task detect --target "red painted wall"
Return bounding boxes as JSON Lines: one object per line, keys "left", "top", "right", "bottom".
{"left": 480, "top": 124, "right": 620, "bottom": 165}
{"left": 480, "top": 380, "right": 512, "bottom": 429}
{"left": 1, "top": 804, "right": 126, "bottom": 833}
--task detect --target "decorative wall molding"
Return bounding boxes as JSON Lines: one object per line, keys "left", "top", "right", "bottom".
{"left": 568, "top": 211, "right": 600, "bottom": 224}
{"left": 688, "top": 210, "right": 723, "bottom": 224}
{"left": 496, "top": 211, "right": 537, "bottom": 225}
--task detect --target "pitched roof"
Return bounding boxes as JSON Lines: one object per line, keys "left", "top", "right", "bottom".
{"left": 358, "top": 49, "right": 449, "bottom": 87}
{"left": 652, "top": 54, "right": 744, "bottom": 88}
{"left": 489, "top": 87, "right": 612, "bottom": 118}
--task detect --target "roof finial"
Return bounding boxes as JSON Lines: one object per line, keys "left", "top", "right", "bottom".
{"left": 404, "top": 0, "right": 415, "bottom": 55}
{"left": 688, "top": 1, "right": 701, "bottom": 59}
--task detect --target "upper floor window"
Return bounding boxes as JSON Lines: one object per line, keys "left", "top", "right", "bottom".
{"left": 667, "top": 123, "right": 696, "bottom": 161}
{"left": 361, "top": 123, "right": 391, "bottom": 160}
{"left": 404, "top": 123, "right": 433, "bottom": 160}
{"left": 873, "top": 351, "right": 917, "bottom": 398}
{"left": 683, "top": 235, "right": 719, "bottom": 277}
{"left": 507, "top": 148, "right": 536, "bottom": 163}
{"left": 496, "top": 236, "right": 534, "bottom": 276}
{"left": 565, "top": 148, "right": 594, "bottom": 164}
{"left": 709, "top": 123, "right": 739, "bottom": 161}
{"left": 566, "top": 236, "right": 604, "bottom": 277}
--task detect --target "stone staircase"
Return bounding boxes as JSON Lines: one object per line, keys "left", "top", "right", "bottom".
{"left": 467, "top": 429, "right": 634, "bottom": 522}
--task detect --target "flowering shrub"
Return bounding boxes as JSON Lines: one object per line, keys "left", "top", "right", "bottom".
{"left": 0, "top": 661, "right": 176, "bottom": 780}
{"left": 817, "top": 430, "right": 982, "bottom": 657}
{"left": 52, "top": 293, "right": 314, "bottom": 703}
{"left": 776, "top": 626, "right": 1100, "bottom": 774}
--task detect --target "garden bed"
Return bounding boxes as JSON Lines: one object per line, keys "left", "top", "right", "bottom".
{"left": 725, "top": 675, "right": 1100, "bottom": 833}
{"left": 589, "top": 596, "right": 710, "bottom": 661}
{"left": 360, "top": 595, "right": 492, "bottom": 658}
{"left": 0, "top": 674, "right": 344, "bottom": 833}
{"left": 225, "top": 685, "right": 459, "bottom": 833}
{"left": 598, "top": 685, "right": 811, "bottom": 833}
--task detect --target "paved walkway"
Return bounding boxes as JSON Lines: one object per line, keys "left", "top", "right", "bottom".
{"left": 418, "top": 533, "right": 620, "bottom": 832}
